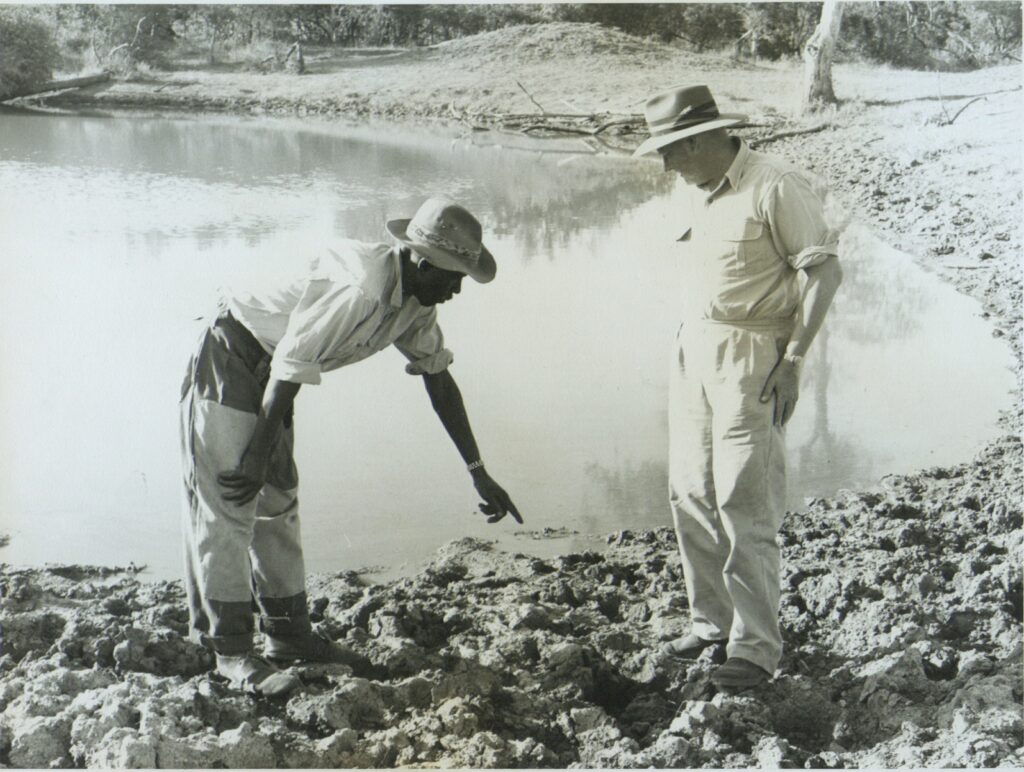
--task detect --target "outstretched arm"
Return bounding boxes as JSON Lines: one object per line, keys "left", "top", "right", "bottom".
{"left": 760, "top": 255, "right": 843, "bottom": 426}
{"left": 422, "top": 369, "right": 523, "bottom": 524}
{"left": 218, "top": 378, "right": 302, "bottom": 504}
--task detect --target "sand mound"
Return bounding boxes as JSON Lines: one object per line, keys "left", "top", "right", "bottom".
{"left": 429, "top": 22, "right": 710, "bottom": 70}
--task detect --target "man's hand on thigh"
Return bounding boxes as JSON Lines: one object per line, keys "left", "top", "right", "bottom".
{"left": 759, "top": 358, "right": 799, "bottom": 427}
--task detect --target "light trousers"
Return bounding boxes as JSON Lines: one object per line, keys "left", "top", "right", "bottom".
{"left": 668, "top": 320, "right": 789, "bottom": 674}
{"left": 179, "top": 311, "right": 310, "bottom": 655}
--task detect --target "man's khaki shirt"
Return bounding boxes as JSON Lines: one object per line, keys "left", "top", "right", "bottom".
{"left": 679, "top": 140, "right": 838, "bottom": 325}
{"left": 227, "top": 240, "right": 453, "bottom": 385}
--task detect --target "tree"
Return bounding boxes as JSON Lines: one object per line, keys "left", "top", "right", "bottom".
{"left": 803, "top": 0, "right": 844, "bottom": 110}
{"left": 0, "top": 9, "right": 60, "bottom": 99}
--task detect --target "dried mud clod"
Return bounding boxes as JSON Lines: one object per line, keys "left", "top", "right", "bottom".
{"left": 1, "top": 487, "right": 1020, "bottom": 769}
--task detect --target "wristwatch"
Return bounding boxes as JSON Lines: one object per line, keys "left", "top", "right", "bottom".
{"left": 783, "top": 353, "right": 804, "bottom": 369}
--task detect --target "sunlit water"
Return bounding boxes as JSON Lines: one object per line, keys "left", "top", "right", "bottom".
{"left": 0, "top": 109, "right": 1014, "bottom": 581}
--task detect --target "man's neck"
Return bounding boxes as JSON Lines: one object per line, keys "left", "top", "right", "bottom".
{"left": 700, "top": 137, "right": 741, "bottom": 194}
{"left": 397, "top": 247, "right": 414, "bottom": 298}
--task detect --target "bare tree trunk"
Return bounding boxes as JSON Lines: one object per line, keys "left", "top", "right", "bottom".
{"left": 1, "top": 73, "right": 111, "bottom": 102}
{"left": 803, "top": 0, "right": 844, "bottom": 111}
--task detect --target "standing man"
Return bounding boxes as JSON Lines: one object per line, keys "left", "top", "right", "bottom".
{"left": 633, "top": 86, "right": 843, "bottom": 691}
{"left": 180, "top": 197, "right": 522, "bottom": 697}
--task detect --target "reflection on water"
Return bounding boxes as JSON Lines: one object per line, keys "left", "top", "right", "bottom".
{"left": 0, "top": 109, "right": 1013, "bottom": 580}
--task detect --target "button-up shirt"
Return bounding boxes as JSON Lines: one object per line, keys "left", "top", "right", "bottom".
{"left": 679, "top": 140, "right": 838, "bottom": 325}
{"left": 227, "top": 240, "right": 453, "bottom": 384}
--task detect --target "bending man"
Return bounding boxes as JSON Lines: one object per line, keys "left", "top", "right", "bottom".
{"left": 179, "top": 198, "right": 522, "bottom": 697}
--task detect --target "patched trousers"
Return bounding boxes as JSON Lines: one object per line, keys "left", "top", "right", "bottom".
{"left": 179, "top": 310, "right": 311, "bottom": 655}
{"left": 668, "top": 320, "right": 789, "bottom": 674}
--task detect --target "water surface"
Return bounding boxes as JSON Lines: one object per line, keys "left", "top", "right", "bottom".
{"left": 0, "top": 109, "right": 1013, "bottom": 580}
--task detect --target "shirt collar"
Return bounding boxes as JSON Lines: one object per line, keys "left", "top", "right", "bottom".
{"left": 388, "top": 247, "right": 406, "bottom": 308}
{"left": 705, "top": 138, "right": 750, "bottom": 203}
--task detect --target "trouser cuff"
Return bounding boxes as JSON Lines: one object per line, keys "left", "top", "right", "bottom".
{"left": 191, "top": 629, "right": 254, "bottom": 656}
{"left": 257, "top": 592, "right": 311, "bottom": 637}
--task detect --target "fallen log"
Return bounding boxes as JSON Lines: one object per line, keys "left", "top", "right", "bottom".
{"left": 749, "top": 123, "right": 829, "bottom": 148}
{"left": 1, "top": 72, "right": 112, "bottom": 103}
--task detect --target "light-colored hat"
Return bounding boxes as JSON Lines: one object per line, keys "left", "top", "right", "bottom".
{"left": 633, "top": 84, "right": 747, "bottom": 157}
{"left": 386, "top": 198, "right": 496, "bottom": 283}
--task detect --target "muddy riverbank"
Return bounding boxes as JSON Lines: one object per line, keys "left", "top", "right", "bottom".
{"left": 3, "top": 22, "right": 1021, "bottom": 768}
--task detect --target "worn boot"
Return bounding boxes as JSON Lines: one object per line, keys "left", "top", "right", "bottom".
{"left": 658, "top": 632, "right": 728, "bottom": 661}
{"left": 215, "top": 653, "right": 301, "bottom": 697}
{"left": 265, "top": 629, "right": 363, "bottom": 667}
{"left": 711, "top": 657, "right": 772, "bottom": 692}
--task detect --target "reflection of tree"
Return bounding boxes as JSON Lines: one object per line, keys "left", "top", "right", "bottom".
{"left": 830, "top": 226, "right": 927, "bottom": 344}
{"left": 481, "top": 158, "right": 673, "bottom": 258}
{"left": 580, "top": 458, "right": 669, "bottom": 534}
{"left": 7, "top": 111, "right": 671, "bottom": 261}
{"left": 791, "top": 326, "right": 875, "bottom": 505}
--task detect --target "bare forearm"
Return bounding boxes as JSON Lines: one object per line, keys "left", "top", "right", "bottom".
{"left": 423, "top": 370, "right": 481, "bottom": 466}
{"left": 219, "top": 377, "right": 301, "bottom": 503}
{"left": 423, "top": 369, "right": 522, "bottom": 523}
{"left": 786, "top": 256, "right": 843, "bottom": 358}
{"left": 249, "top": 378, "right": 301, "bottom": 458}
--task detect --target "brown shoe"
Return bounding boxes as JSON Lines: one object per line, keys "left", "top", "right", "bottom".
{"left": 215, "top": 653, "right": 301, "bottom": 697}
{"left": 711, "top": 657, "right": 772, "bottom": 692}
{"left": 658, "top": 632, "right": 728, "bottom": 660}
{"left": 265, "top": 630, "right": 362, "bottom": 666}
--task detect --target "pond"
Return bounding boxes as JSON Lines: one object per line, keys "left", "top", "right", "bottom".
{"left": 0, "top": 108, "right": 1014, "bottom": 581}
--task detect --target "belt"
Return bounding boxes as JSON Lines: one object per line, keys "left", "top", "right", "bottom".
{"left": 686, "top": 316, "right": 796, "bottom": 332}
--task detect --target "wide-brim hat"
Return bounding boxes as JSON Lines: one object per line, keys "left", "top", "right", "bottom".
{"left": 633, "top": 84, "right": 748, "bottom": 157}
{"left": 386, "top": 197, "right": 496, "bottom": 283}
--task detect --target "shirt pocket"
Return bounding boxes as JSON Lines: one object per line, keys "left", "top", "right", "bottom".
{"left": 721, "top": 217, "right": 764, "bottom": 273}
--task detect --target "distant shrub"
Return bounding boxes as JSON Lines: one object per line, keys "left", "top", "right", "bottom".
{"left": 0, "top": 9, "right": 60, "bottom": 98}
{"left": 31, "top": 5, "right": 181, "bottom": 74}
{"left": 841, "top": 1, "right": 1022, "bottom": 70}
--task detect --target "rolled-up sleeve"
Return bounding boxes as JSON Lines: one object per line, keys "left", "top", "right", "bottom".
{"left": 271, "top": 279, "right": 379, "bottom": 385}
{"left": 394, "top": 307, "right": 454, "bottom": 375}
{"left": 763, "top": 171, "right": 838, "bottom": 270}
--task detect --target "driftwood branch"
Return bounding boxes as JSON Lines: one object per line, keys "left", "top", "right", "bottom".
{"left": 749, "top": 123, "right": 829, "bottom": 148}
{"left": 154, "top": 80, "right": 200, "bottom": 92}
{"left": 520, "top": 124, "right": 594, "bottom": 136}
{"left": 864, "top": 84, "right": 1021, "bottom": 107}
{"left": 516, "top": 80, "right": 548, "bottom": 115}
{"left": 591, "top": 117, "right": 640, "bottom": 136}
{"left": 1, "top": 72, "right": 112, "bottom": 102}
{"left": 446, "top": 98, "right": 644, "bottom": 141}
{"left": 942, "top": 96, "right": 986, "bottom": 126}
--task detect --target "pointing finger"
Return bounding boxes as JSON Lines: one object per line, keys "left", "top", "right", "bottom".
{"left": 506, "top": 500, "right": 524, "bottom": 524}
